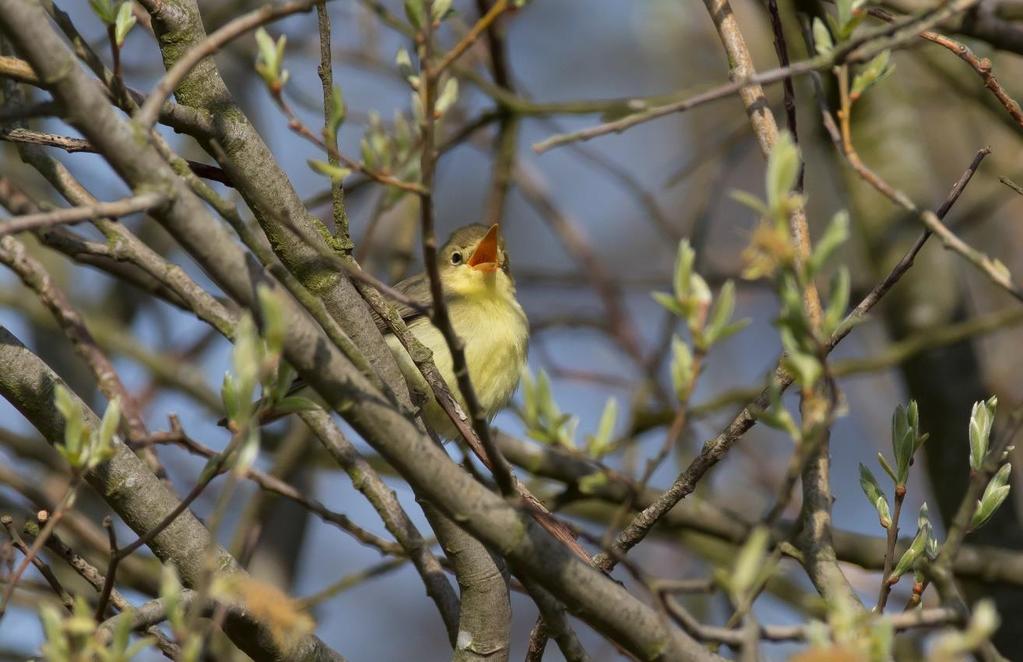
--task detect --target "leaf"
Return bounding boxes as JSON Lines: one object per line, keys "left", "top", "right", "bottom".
{"left": 432, "top": 0, "right": 454, "bottom": 22}
{"left": 891, "top": 505, "right": 932, "bottom": 580}
{"left": 730, "top": 190, "right": 769, "bottom": 217}
{"left": 673, "top": 239, "right": 696, "bottom": 301}
{"left": 520, "top": 369, "right": 538, "bottom": 426}
{"left": 917, "top": 501, "right": 931, "bottom": 530}
{"left": 221, "top": 373, "right": 239, "bottom": 423}
{"left": 781, "top": 350, "right": 821, "bottom": 389}
{"left": 969, "top": 396, "right": 997, "bottom": 471}
{"left": 114, "top": 2, "right": 136, "bottom": 46}
{"left": 892, "top": 402, "right": 915, "bottom": 485}
{"left": 703, "top": 280, "right": 736, "bottom": 348}
{"left": 731, "top": 526, "right": 770, "bottom": 601}
{"left": 578, "top": 471, "right": 609, "bottom": 495}
{"left": 586, "top": 398, "right": 617, "bottom": 459}
{"left": 234, "top": 428, "right": 261, "bottom": 476}
{"left": 809, "top": 210, "right": 849, "bottom": 276}
{"left": 395, "top": 48, "right": 414, "bottom": 80}
{"left": 906, "top": 400, "right": 929, "bottom": 454}
{"left": 558, "top": 415, "right": 579, "bottom": 450}
{"left": 670, "top": 335, "right": 694, "bottom": 403}
{"left": 404, "top": 0, "right": 427, "bottom": 30}
{"left": 859, "top": 464, "right": 891, "bottom": 528}
{"left": 834, "top": 0, "right": 866, "bottom": 38}
{"left": 877, "top": 451, "right": 898, "bottom": 483}
{"left": 869, "top": 617, "right": 895, "bottom": 662}
{"left": 972, "top": 463, "right": 1012, "bottom": 530}
{"left": 96, "top": 397, "right": 121, "bottom": 459}
{"left": 652, "top": 291, "right": 686, "bottom": 318}
{"left": 232, "top": 315, "right": 261, "bottom": 410}
{"left": 55, "top": 383, "right": 85, "bottom": 462}
{"left": 753, "top": 382, "right": 799, "bottom": 437}
{"left": 89, "top": 0, "right": 117, "bottom": 23}
{"left": 328, "top": 86, "right": 347, "bottom": 138}
{"left": 536, "top": 370, "right": 557, "bottom": 425}
{"left": 257, "top": 285, "right": 287, "bottom": 357}
{"left": 822, "top": 267, "right": 850, "bottom": 337}
{"left": 851, "top": 50, "right": 894, "bottom": 100}
{"left": 970, "top": 599, "right": 1000, "bottom": 639}
{"left": 307, "top": 158, "right": 352, "bottom": 182}
{"left": 836, "top": 0, "right": 853, "bottom": 31}
{"left": 111, "top": 606, "right": 134, "bottom": 654}
{"left": 812, "top": 17, "right": 834, "bottom": 55}
{"left": 435, "top": 77, "right": 460, "bottom": 115}
{"left": 254, "top": 29, "right": 288, "bottom": 89}
{"left": 39, "top": 603, "right": 68, "bottom": 658}
{"left": 160, "top": 563, "right": 184, "bottom": 631}
{"left": 709, "top": 319, "right": 750, "bottom": 346}
{"left": 255, "top": 28, "right": 277, "bottom": 73}
{"left": 765, "top": 131, "right": 800, "bottom": 214}
{"left": 688, "top": 273, "right": 712, "bottom": 313}
{"left": 411, "top": 90, "right": 425, "bottom": 124}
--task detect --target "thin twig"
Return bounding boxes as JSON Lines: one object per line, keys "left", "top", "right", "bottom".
{"left": 0, "top": 192, "right": 166, "bottom": 236}
{"left": 94, "top": 517, "right": 119, "bottom": 620}
{"left": 0, "top": 515, "right": 74, "bottom": 612}
{"left": 296, "top": 558, "right": 409, "bottom": 609}
{"left": 433, "top": 0, "right": 511, "bottom": 74}
{"left": 0, "top": 128, "right": 231, "bottom": 185}
{"left": 0, "top": 477, "right": 81, "bottom": 618}
{"left": 876, "top": 486, "right": 906, "bottom": 612}
{"left": 664, "top": 595, "right": 958, "bottom": 644}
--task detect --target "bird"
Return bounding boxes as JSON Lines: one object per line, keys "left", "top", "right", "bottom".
{"left": 241, "top": 223, "right": 529, "bottom": 438}
{"left": 375, "top": 223, "right": 529, "bottom": 439}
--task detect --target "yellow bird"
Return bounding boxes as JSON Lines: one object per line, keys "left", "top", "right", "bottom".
{"left": 244, "top": 224, "right": 529, "bottom": 437}
{"left": 375, "top": 223, "right": 529, "bottom": 439}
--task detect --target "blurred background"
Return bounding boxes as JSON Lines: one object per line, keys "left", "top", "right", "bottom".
{"left": 2, "top": 0, "right": 1023, "bottom": 659}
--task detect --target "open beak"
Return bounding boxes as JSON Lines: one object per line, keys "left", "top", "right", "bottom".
{"left": 467, "top": 224, "right": 500, "bottom": 272}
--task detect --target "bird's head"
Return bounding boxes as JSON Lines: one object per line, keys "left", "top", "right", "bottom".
{"left": 437, "top": 223, "right": 513, "bottom": 298}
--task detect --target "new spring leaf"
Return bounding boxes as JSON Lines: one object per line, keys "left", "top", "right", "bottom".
{"left": 972, "top": 463, "right": 1012, "bottom": 530}
{"left": 859, "top": 463, "right": 891, "bottom": 528}
{"left": 891, "top": 503, "right": 932, "bottom": 580}
{"left": 969, "top": 396, "right": 997, "bottom": 471}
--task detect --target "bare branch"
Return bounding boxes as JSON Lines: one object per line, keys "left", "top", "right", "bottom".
{"left": 0, "top": 192, "right": 166, "bottom": 236}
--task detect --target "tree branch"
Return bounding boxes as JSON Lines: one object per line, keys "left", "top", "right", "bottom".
{"left": 0, "top": 192, "right": 166, "bottom": 236}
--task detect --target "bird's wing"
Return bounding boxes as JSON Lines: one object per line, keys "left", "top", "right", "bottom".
{"left": 367, "top": 272, "right": 433, "bottom": 335}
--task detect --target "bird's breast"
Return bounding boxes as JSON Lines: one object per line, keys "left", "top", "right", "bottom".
{"left": 391, "top": 293, "right": 528, "bottom": 434}
{"left": 447, "top": 295, "right": 528, "bottom": 412}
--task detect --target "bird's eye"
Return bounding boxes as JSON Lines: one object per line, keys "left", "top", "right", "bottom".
{"left": 450, "top": 251, "right": 463, "bottom": 265}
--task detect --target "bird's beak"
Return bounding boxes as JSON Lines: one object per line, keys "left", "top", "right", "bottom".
{"left": 467, "top": 224, "right": 500, "bottom": 272}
